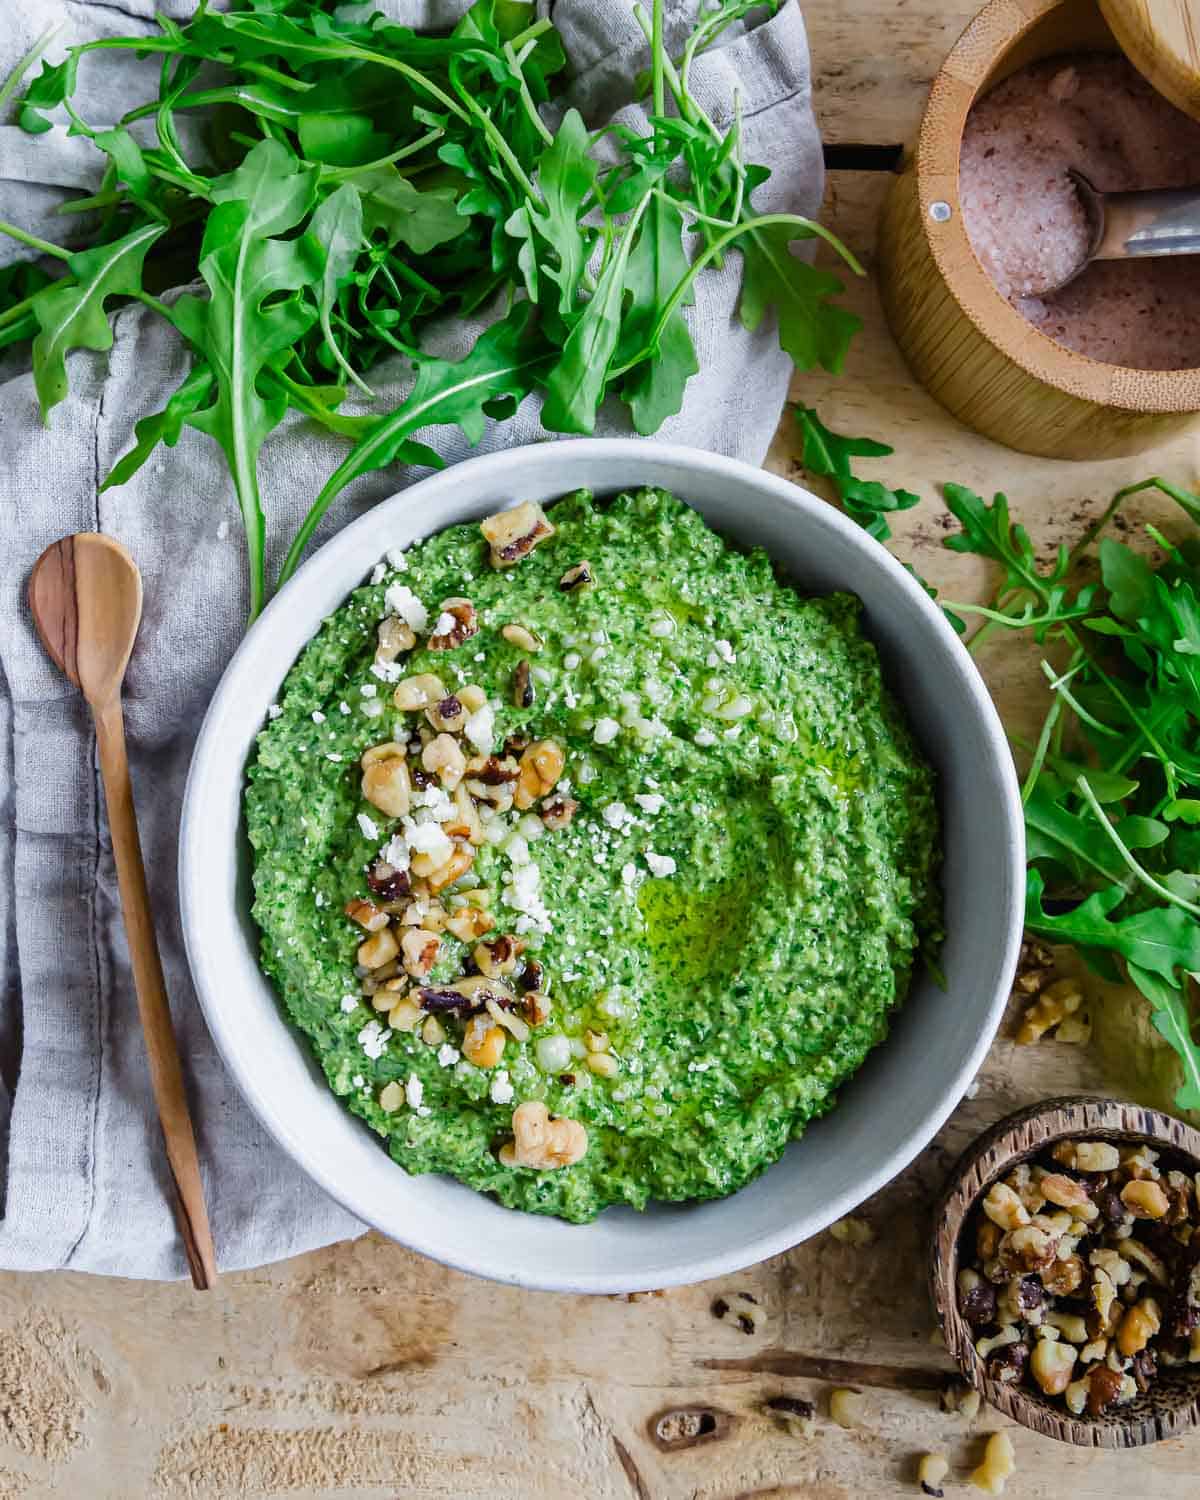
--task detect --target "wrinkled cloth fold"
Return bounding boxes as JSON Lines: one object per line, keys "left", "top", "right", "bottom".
{"left": 0, "top": 0, "right": 824, "bottom": 1277}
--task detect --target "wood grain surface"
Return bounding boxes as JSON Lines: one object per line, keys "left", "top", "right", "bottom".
{"left": 4, "top": 2, "right": 1200, "bottom": 1495}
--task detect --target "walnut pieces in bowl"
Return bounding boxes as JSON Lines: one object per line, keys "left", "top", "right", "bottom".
{"left": 932, "top": 1097, "right": 1200, "bottom": 1447}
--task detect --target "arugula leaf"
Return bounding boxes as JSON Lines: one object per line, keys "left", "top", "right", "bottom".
{"left": 1024, "top": 786, "right": 1127, "bottom": 886}
{"left": 505, "top": 108, "right": 594, "bottom": 316}
{"left": 738, "top": 221, "right": 861, "bottom": 374}
{"left": 17, "top": 55, "right": 72, "bottom": 134}
{"left": 307, "top": 184, "right": 370, "bottom": 395}
{"left": 102, "top": 363, "right": 215, "bottom": 491}
{"left": 617, "top": 195, "right": 698, "bottom": 435}
{"left": 541, "top": 194, "right": 650, "bottom": 434}
{"left": 169, "top": 140, "right": 321, "bottom": 620}
{"left": 1127, "top": 964, "right": 1200, "bottom": 1112}
{"left": 358, "top": 169, "right": 466, "bottom": 255}
{"left": 943, "top": 484, "right": 1069, "bottom": 600}
{"left": 1025, "top": 869, "right": 1200, "bottom": 986}
{"left": 795, "top": 406, "right": 920, "bottom": 541}
{"left": 31, "top": 222, "right": 165, "bottom": 417}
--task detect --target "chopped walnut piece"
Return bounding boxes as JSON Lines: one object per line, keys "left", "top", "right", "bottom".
{"left": 1122, "top": 1180, "right": 1170, "bottom": 1220}
{"left": 982, "top": 1182, "right": 1031, "bottom": 1232}
{"left": 400, "top": 927, "right": 440, "bottom": 978}
{"left": 473, "top": 934, "right": 524, "bottom": 978}
{"left": 422, "top": 732, "right": 467, "bottom": 790}
{"left": 541, "top": 796, "right": 579, "bottom": 831}
{"left": 1011, "top": 935, "right": 1054, "bottom": 995}
{"left": 445, "top": 906, "right": 495, "bottom": 943}
{"left": 426, "top": 694, "right": 466, "bottom": 733}
{"left": 376, "top": 614, "right": 416, "bottom": 662}
{"left": 393, "top": 673, "right": 448, "bottom": 711}
{"left": 343, "top": 898, "right": 390, "bottom": 932}
{"left": 514, "top": 739, "right": 564, "bottom": 810}
{"left": 918, "top": 1452, "right": 949, "bottom": 1498}
{"left": 360, "top": 743, "right": 411, "bottom": 818}
{"left": 513, "top": 659, "right": 534, "bottom": 709}
{"left": 499, "top": 1100, "right": 587, "bottom": 1169}
{"left": 1016, "top": 977, "right": 1083, "bottom": 1044}
{"left": 501, "top": 623, "right": 543, "bottom": 652}
{"left": 481, "top": 501, "right": 555, "bottom": 567}
{"left": 968, "top": 1432, "right": 1015, "bottom": 1495}
{"left": 428, "top": 596, "right": 478, "bottom": 650}
{"left": 1030, "top": 1336, "right": 1076, "bottom": 1394}
{"left": 559, "top": 561, "right": 594, "bottom": 592}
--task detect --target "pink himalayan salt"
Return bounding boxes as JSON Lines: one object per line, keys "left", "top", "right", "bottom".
{"left": 959, "top": 54, "right": 1200, "bottom": 370}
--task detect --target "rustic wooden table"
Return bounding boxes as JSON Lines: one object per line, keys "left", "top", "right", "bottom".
{"left": 3, "top": 3, "right": 1200, "bottom": 1496}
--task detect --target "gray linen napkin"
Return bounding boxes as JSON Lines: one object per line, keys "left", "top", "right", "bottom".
{"left": 0, "top": 0, "right": 825, "bottom": 1277}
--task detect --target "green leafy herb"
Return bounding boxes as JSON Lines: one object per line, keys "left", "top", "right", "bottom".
{"left": 815, "top": 415, "right": 1200, "bottom": 1115}
{"left": 0, "top": 0, "right": 861, "bottom": 619}
{"left": 794, "top": 406, "right": 920, "bottom": 541}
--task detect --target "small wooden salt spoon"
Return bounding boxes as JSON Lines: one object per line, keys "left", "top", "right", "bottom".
{"left": 28, "top": 534, "right": 217, "bottom": 1290}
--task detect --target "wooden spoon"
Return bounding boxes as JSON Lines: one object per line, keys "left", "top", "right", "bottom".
{"left": 28, "top": 534, "right": 217, "bottom": 1290}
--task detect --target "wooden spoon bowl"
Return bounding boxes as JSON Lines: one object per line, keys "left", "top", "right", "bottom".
{"left": 932, "top": 1096, "right": 1200, "bottom": 1447}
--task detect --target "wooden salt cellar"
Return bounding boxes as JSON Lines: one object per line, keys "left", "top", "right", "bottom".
{"left": 877, "top": 0, "right": 1200, "bottom": 460}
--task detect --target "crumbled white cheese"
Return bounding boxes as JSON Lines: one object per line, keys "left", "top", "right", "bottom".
{"left": 714, "top": 638, "right": 736, "bottom": 663}
{"left": 380, "top": 834, "right": 410, "bottom": 870}
{"left": 326, "top": 752, "right": 343, "bottom": 763}
{"left": 437, "top": 1044, "right": 461, "bottom": 1068}
{"left": 360, "top": 683, "right": 378, "bottom": 698}
{"left": 644, "top": 851, "right": 677, "bottom": 878}
{"left": 406, "top": 1073, "right": 424, "bottom": 1109}
{"left": 369, "top": 562, "right": 388, "bottom": 586}
{"left": 339, "top": 701, "right": 351, "bottom": 715}
{"left": 386, "top": 546, "right": 408, "bottom": 571}
{"left": 311, "top": 710, "right": 326, "bottom": 724}
{"left": 694, "top": 728, "right": 718, "bottom": 747}
{"left": 490, "top": 1070, "right": 514, "bottom": 1105}
{"left": 464, "top": 703, "right": 495, "bottom": 754}
{"left": 563, "top": 652, "right": 581, "bottom": 670}
{"left": 649, "top": 616, "right": 674, "bottom": 638}
{"left": 358, "top": 1020, "right": 390, "bottom": 1059}
{"left": 602, "top": 802, "right": 630, "bottom": 829}
{"left": 593, "top": 717, "right": 620, "bottom": 745}
{"left": 315, "top": 893, "right": 326, "bottom": 908}
{"left": 384, "top": 583, "right": 428, "bottom": 632}
{"left": 634, "top": 793, "right": 666, "bottom": 814}
{"left": 357, "top": 812, "right": 380, "bottom": 841}
{"left": 405, "top": 820, "right": 453, "bottom": 866}
{"left": 267, "top": 703, "right": 283, "bottom": 720}
{"left": 432, "top": 610, "right": 456, "bottom": 637}
{"left": 352, "top": 1074, "right": 365, "bottom": 1089}
{"left": 340, "top": 995, "right": 358, "bottom": 1014}
{"left": 371, "top": 660, "right": 402, "bottom": 683}
{"left": 620, "top": 861, "right": 637, "bottom": 886}
{"left": 361, "top": 698, "right": 384, "bottom": 718}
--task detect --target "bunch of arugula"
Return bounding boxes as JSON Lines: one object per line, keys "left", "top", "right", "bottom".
{"left": 0, "top": 0, "right": 862, "bottom": 619}
{"left": 800, "top": 406, "right": 1200, "bottom": 1114}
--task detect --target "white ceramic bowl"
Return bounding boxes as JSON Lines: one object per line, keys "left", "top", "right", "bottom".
{"left": 180, "top": 439, "right": 1024, "bottom": 1293}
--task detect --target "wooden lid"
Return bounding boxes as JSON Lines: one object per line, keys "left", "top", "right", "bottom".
{"left": 1099, "top": 0, "right": 1200, "bottom": 122}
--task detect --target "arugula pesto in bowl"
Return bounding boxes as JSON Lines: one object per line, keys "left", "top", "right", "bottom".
{"left": 246, "top": 487, "right": 941, "bottom": 1222}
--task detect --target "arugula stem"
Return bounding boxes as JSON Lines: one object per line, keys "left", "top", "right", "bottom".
{"left": 651, "top": 0, "right": 666, "bottom": 117}
{"left": 0, "top": 220, "right": 70, "bottom": 261}
{"left": 1021, "top": 693, "right": 1065, "bottom": 803}
{"left": 504, "top": 39, "right": 554, "bottom": 149}
{"left": 1041, "top": 657, "right": 1121, "bottom": 739}
{"left": 1076, "top": 776, "right": 1200, "bottom": 918}
{"left": 320, "top": 128, "right": 443, "bottom": 181}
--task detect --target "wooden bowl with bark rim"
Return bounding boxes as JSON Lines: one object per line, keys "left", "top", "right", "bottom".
{"left": 931, "top": 1095, "right": 1200, "bottom": 1447}
{"left": 877, "top": 0, "right": 1200, "bottom": 460}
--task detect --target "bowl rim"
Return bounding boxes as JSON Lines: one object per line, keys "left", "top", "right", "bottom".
{"left": 179, "top": 437, "right": 1024, "bottom": 1292}
{"left": 932, "top": 1093, "right": 1200, "bottom": 1447}
{"left": 916, "top": 0, "right": 1200, "bottom": 412}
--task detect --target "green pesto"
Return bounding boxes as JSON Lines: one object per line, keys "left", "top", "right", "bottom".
{"left": 246, "top": 488, "right": 941, "bottom": 1222}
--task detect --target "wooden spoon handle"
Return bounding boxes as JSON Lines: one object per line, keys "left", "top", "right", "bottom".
{"left": 93, "top": 697, "right": 217, "bottom": 1290}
